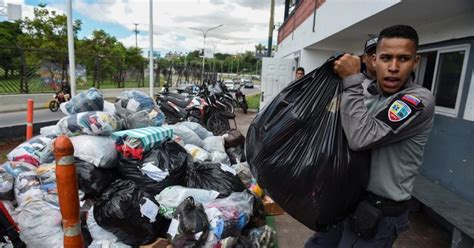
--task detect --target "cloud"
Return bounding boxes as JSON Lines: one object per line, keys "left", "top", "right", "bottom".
{"left": 12, "top": 0, "right": 285, "bottom": 55}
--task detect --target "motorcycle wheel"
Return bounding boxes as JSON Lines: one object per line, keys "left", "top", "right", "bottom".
{"left": 49, "top": 101, "right": 59, "bottom": 112}
{"left": 241, "top": 100, "right": 248, "bottom": 114}
{"left": 206, "top": 114, "right": 230, "bottom": 136}
{"left": 222, "top": 98, "right": 235, "bottom": 114}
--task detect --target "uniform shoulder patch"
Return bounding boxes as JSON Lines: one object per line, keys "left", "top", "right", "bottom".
{"left": 376, "top": 94, "right": 424, "bottom": 131}
{"left": 388, "top": 100, "right": 411, "bottom": 122}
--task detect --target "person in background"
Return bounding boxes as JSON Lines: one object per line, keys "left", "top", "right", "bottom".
{"left": 60, "top": 80, "right": 71, "bottom": 101}
{"left": 296, "top": 67, "right": 305, "bottom": 80}
{"left": 305, "top": 24, "right": 435, "bottom": 247}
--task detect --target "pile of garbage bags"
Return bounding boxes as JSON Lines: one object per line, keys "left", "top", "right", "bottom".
{"left": 0, "top": 88, "right": 275, "bottom": 247}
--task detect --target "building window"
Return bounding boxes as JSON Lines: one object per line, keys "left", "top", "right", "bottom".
{"left": 416, "top": 45, "right": 470, "bottom": 117}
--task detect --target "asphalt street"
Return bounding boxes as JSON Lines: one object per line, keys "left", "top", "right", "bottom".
{"left": 0, "top": 85, "right": 260, "bottom": 127}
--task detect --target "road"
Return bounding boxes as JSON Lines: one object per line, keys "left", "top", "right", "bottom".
{"left": 0, "top": 109, "right": 65, "bottom": 127}
{"left": 0, "top": 85, "right": 261, "bottom": 127}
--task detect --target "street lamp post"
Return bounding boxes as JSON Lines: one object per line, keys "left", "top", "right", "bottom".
{"left": 190, "top": 24, "right": 223, "bottom": 84}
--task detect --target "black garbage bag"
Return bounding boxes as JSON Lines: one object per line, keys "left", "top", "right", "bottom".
{"left": 171, "top": 197, "right": 209, "bottom": 247}
{"left": 118, "top": 140, "right": 188, "bottom": 195}
{"left": 246, "top": 56, "right": 370, "bottom": 231}
{"left": 187, "top": 162, "right": 246, "bottom": 198}
{"left": 94, "top": 179, "right": 166, "bottom": 246}
{"left": 75, "top": 159, "right": 118, "bottom": 199}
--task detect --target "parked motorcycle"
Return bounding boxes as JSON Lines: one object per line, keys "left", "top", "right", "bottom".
{"left": 49, "top": 92, "right": 67, "bottom": 112}
{"left": 155, "top": 87, "right": 206, "bottom": 124}
{"left": 234, "top": 85, "right": 248, "bottom": 114}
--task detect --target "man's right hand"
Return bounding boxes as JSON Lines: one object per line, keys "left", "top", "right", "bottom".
{"left": 333, "top": 54, "right": 361, "bottom": 79}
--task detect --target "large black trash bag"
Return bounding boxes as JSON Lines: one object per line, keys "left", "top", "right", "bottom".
{"left": 75, "top": 159, "right": 118, "bottom": 199}
{"left": 118, "top": 139, "right": 188, "bottom": 195}
{"left": 187, "top": 162, "right": 246, "bottom": 198}
{"left": 171, "top": 197, "right": 209, "bottom": 247}
{"left": 94, "top": 179, "right": 166, "bottom": 246}
{"left": 246, "top": 56, "right": 370, "bottom": 231}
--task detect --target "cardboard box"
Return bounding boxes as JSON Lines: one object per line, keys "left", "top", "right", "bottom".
{"left": 140, "top": 238, "right": 173, "bottom": 248}
{"left": 263, "top": 196, "right": 286, "bottom": 216}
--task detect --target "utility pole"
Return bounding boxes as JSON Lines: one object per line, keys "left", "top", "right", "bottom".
{"left": 133, "top": 23, "right": 139, "bottom": 48}
{"left": 267, "top": 0, "right": 275, "bottom": 57}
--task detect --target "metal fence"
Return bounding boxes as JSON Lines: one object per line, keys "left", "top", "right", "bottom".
{"left": 0, "top": 46, "right": 209, "bottom": 95}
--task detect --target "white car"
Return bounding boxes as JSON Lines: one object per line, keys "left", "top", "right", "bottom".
{"left": 223, "top": 80, "right": 236, "bottom": 91}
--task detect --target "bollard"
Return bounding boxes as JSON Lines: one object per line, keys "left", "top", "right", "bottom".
{"left": 26, "top": 99, "right": 34, "bottom": 140}
{"left": 53, "top": 135, "right": 84, "bottom": 248}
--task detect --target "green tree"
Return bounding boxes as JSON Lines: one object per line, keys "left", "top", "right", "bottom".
{"left": 0, "top": 21, "right": 22, "bottom": 78}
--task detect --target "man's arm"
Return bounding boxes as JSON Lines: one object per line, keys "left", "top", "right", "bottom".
{"left": 340, "top": 73, "right": 434, "bottom": 151}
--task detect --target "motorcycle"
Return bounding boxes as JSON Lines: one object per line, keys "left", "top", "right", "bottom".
{"left": 155, "top": 87, "right": 206, "bottom": 124}
{"left": 49, "top": 92, "right": 67, "bottom": 112}
{"left": 234, "top": 85, "right": 248, "bottom": 114}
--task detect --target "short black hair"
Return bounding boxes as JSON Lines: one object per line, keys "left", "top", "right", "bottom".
{"left": 377, "top": 25, "right": 419, "bottom": 50}
{"left": 296, "top": 67, "right": 305, "bottom": 73}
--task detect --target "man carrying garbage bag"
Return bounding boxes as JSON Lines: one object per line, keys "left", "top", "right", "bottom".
{"left": 305, "top": 25, "right": 435, "bottom": 247}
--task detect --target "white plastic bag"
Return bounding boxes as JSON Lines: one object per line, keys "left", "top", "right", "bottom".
{"left": 171, "top": 125, "right": 203, "bottom": 147}
{"left": 178, "top": 122, "right": 213, "bottom": 140}
{"left": 71, "top": 135, "right": 118, "bottom": 168}
{"left": 209, "top": 151, "right": 231, "bottom": 166}
{"left": 203, "top": 136, "right": 226, "bottom": 153}
{"left": 14, "top": 199, "right": 63, "bottom": 248}
{"left": 184, "top": 144, "right": 210, "bottom": 161}
{"left": 14, "top": 171, "right": 44, "bottom": 206}
{"left": 40, "top": 125, "right": 61, "bottom": 136}
{"left": 155, "top": 186, "right": 219, "bottom": 208}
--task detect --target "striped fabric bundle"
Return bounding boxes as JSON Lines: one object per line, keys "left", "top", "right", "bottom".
{"left": 112, "top": 126, "right": 174, "bottom": 160}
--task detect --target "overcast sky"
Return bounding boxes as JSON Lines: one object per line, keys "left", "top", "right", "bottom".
{"left": 2, "top": 0, "right": 286, "bottom": 56}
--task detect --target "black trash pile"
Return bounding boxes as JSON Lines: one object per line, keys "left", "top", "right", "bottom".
{"left": 1, "top": 88, "right": 275, "bottom": 247}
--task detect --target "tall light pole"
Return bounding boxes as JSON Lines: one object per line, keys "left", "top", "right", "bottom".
{"left": 148, "top": 0, "right": 154, "bottom": 97}
{"left": 190, "top": 24, "right": 223, "bottom": 84}
{"left": 66, "top": 0, "right": 76, "bottom": 96}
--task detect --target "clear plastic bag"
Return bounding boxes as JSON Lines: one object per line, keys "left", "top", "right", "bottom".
{"left": 170, "top": 125, "right": 204, "bottom": 147}
{"left": 203, "top": 192, "right": 254, "bottom": 240}
{"left": 203, "top": 136, "right": 226, "bottom": 153}
{"left": 63, "top": 88, "right": 104, "bottom": 115}
{"left": 246, "top": 56, "right": 370, "bottom": 230}
{"left": 233, "top": 162, "right": 253, "bottom": 188}
{"left": 0, "top": 161, "right": 36, "bottom": 178}
{"left": 57, "top": 111, "right": 122, "bottom": 136}
{"left": 14, "top": 171, "right": 44, "bottom": 206}
{"left": 7, "top": 135, "right": 56, "bottom": 167}
{"left": 155, "top": 186, "right": 219, "bottom": 219}
{"left": 0, "top": 170, "right": 14, "bottom": 200}
{"left": 184, "top": 144, "right": 210, "bottom": 161}
{"left": 115, "top": 90, "right": 165, "bottom": 128}
{"left": 14, "top": 199, "right": 64, "bottom": 247}
{"left": 71, "top": 135, "right": 118, "bottom": 168}
{"left": 178, "top": 122, "right": 213, "bottom": 140}
{"left": 209, "top": 151, "right": 230, "bottom": 166}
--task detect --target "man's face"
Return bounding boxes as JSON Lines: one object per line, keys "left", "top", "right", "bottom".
{"left": 296, "top": 70, "right": 304, "bottom": 80}
{"left": 374, "top": 38, "right": 419, "bottom": 94}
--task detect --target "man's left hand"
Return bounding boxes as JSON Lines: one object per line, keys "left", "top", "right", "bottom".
{"left": 333, "top": 54, "right": 361, "bottom": 79}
